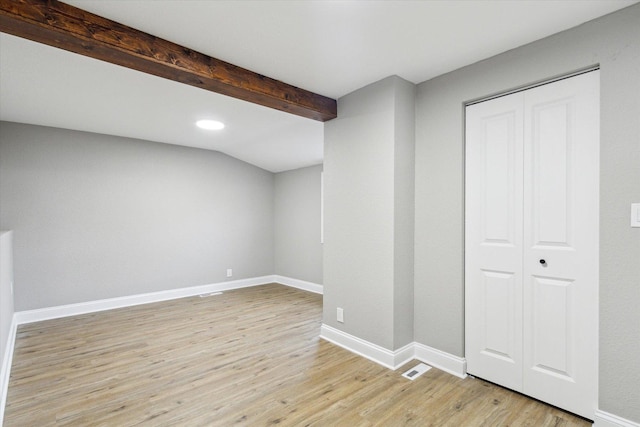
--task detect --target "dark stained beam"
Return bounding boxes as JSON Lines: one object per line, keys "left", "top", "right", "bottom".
{"left": 0, "top": 0, "right": 337, "bottom": 122}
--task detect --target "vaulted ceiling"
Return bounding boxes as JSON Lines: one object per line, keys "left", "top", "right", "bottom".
{"left": 1, "top": 0, "right": 636, "bottom": 172}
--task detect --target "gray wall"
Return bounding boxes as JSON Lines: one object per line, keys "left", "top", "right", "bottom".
{"left": 0, "top": 231, "right": 14, "bottom": 363}
{"left": 324, "top": 76, "right": 414, "bottom": 351}
{"left": 0, "top": 122, "right": 275, "bottom": 311}
{"left": 274, "top": 164, "right": 323, "bottom": 284}
{"left": 393, "top": 79, "right": 416, "bottom": 349}
{"left": 414, "top": 4, "right": 640, "bottom": 421}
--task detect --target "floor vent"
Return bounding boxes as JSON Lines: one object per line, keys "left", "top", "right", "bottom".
{"left": 402, "top": 363, "right": 432, "bottom": 380}
{"left": 199, "top": 292, "right": 223, "bottom": 298}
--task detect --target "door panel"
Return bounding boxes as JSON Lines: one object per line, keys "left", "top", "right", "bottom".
{"left": 531, "top": 275, "right": 574, "bottom": 378}
{"left": 482, "top": 114, "right": 517, "bottom": 244}
{"left": 531, "top": 101, "right": 572, "bottom": 247}
{"left": 466, "top": 71, "right": 599, "bottom": 419}
{"left": 523, "top": 71, "right": 599, "bottom": 418}
{"left": 481, "top": 270, "right": 518, "bottom": 362}
{"left": 465, "top": 93, "right": 523, "bottom": 392}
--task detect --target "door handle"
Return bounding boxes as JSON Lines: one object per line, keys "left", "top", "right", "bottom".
{"left": 539, "top": 259, "right": 546, "bottom": 266}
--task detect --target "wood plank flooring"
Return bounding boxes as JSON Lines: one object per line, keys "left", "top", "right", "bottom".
{"left": 4, "top": 284, "right": 590, "bottom": 426}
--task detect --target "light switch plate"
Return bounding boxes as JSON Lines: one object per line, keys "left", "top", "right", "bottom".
{"left": 631, "top": 203, "right": 640, "bottom": 228}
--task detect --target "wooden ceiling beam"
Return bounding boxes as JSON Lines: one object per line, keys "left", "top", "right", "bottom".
{"left": 0, "top": 0, "right": 337, "bottom": 122}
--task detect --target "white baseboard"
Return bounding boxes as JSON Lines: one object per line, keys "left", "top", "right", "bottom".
{"left": 13, "top": 275, "right": 321, "bottom": 325}
{"left": 320, "top": 324, "right": 467, "bottom": 379}
{"left": 413, "top": 342, "right": 467, "bottom": 379}
{"left": 14, "top": 276, "right": 275, "bottom": 325}
{"left": 394, "top": 342, "right": 416, "bottom": 369}
{"left": 594, "top": 410, "right": 640, "bottom": 427}
{"left": 273, "top": 275, "right": 323, "bottom": 294}
{"left": 0, "top": 316, "right": 18, "bottom": 426}
{"left": 318, "top": 324, "right": 415, "bottom": 370}
{"left": 320, "top": 324, "right": 413, "bottom": 369}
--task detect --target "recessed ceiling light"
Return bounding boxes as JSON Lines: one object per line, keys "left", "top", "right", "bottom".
{"left": 196, "top": 119, "right": 225, "bottom": 130}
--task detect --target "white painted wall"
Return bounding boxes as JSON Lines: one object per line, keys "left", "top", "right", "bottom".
{"left": 0, "top": 122, "right": 275, "bottom": 311}
{"left": 274, "top": 165, "right": 323, "bottom": 285}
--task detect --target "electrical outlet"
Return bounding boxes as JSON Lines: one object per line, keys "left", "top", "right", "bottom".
{"left": 226, "top": 269, "right": 233, "bottom": 278}
{"left": 337, "top": 307, "right": 344, "bottom": 323}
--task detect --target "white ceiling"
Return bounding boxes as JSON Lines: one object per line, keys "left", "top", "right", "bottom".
{"left": 1, "top": 0, "right": 637, "bottom": 172}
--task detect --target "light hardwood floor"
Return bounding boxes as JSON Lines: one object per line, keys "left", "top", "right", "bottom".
{"left": 4, "top": 284, "right": 590, "bottom": 426}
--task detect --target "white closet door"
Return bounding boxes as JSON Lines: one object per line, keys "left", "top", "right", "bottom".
{"left": 465, "top": 71, "right": 599, "bottom": 419}
{"left": 465, "top": 92, "right": 524, "bottom": 392}
{"left": 522, "top": 71, "right": 599, "bottom": 417}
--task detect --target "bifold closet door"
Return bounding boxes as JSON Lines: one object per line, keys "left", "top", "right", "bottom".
{"left": 465, "top": 71, "right": 599, "bottom": 418}
{"left": 465, "top": 91, "right": 525, "bottom": 392}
